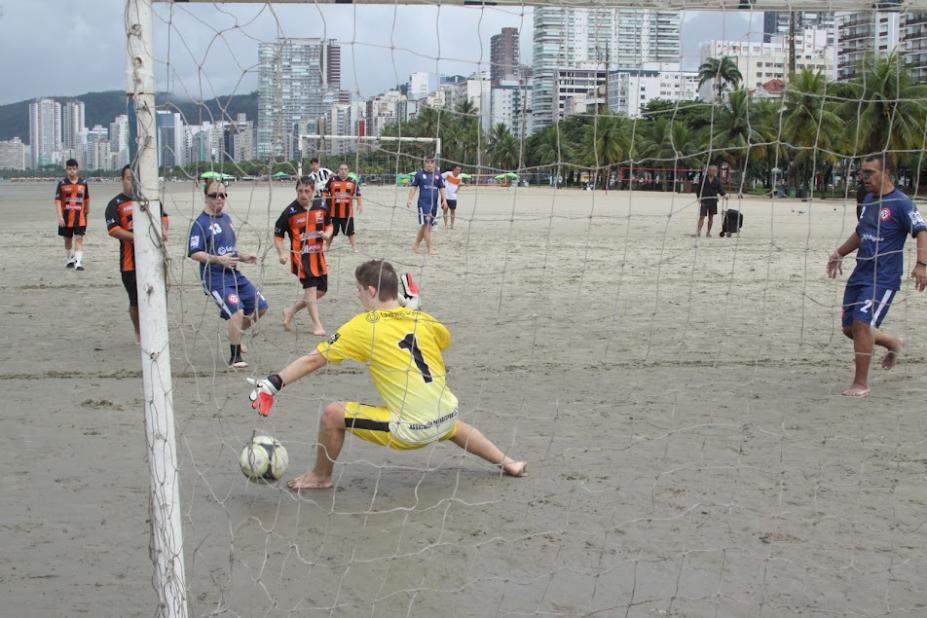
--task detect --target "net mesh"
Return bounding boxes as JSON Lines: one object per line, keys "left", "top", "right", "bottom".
{"left": 22, "top": 2, "right": 927, "bottom": 616}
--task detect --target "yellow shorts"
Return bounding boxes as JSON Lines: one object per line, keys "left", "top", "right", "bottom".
{"left": 344, "top": 402, "right": 458, "bottom": 450}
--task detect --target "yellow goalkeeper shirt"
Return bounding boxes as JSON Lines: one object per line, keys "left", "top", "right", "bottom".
{"left": 316, "top": 307, "right": 459, "bottom": 444}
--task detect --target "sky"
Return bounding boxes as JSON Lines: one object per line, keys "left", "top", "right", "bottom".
{"left": 0, "top": 0, "right": 764, "bottom": 105}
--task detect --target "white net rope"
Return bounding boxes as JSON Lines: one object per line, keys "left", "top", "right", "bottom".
{"left": 111, "top": 2, "right": 927, "bottom": 616}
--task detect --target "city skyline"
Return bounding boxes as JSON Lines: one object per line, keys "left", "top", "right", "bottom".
{"left": 0, "top": 1, "right": 763, "bottom": 105}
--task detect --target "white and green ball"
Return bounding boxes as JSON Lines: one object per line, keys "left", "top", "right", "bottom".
{"left": 239, "top": 435, "right": 289, "bottom": 484}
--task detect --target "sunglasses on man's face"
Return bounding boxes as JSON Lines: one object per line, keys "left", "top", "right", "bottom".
{"left": 207, "top": 192, "right": 227, "bottom": 199}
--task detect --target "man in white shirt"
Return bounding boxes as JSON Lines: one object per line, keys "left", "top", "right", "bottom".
{"left": 440, "top": 164, "right": 462, "bottom": 229}
{"left": 307, "top": 158, "right": 333, "bottom": 199}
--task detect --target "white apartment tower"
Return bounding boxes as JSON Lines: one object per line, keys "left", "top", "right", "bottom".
{"left": 836, "top": 11, "right": 902, "bottom": 80}
{"left": 257, "top": 38, "right": 341, "bottom": 159}
{"left": 532, "top": 8, "right": 680, "bottom": 132}
{"left": 61, "top": 100, "right": 86, "bottom": 152}
{"left": 29, "top": 98, "right": 61, "bottom": 168}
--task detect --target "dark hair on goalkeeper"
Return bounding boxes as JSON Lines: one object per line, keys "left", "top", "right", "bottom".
{"left": 355, "top": 260, "right": 399, "bottom": 302}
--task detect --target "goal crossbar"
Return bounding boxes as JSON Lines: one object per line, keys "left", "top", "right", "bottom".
{"left": 156, "top": 0, "right": 906, "bottom": 10}
{"left": 298, "top": 134, "right": 442, "bottom": 159}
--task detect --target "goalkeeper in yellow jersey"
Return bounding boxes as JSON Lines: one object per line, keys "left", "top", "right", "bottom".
{"left": 248, "top": 259, "right": 527, "bottom": 490}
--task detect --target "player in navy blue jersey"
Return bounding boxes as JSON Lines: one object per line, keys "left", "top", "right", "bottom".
{"left": 188, "top": 180, "right": 268, "bottom": 368}
{"left": 827, "top": 155, "right": 927, "bottom": 397}
{"left": 405, "top": 156, "right": 447, "bottom": 255}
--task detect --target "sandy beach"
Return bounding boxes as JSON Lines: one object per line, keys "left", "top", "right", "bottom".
{"left": 2, "top": 179, "right": 926, "bottom": 616}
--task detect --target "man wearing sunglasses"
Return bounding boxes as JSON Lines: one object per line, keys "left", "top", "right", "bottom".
{"left": 188, "top": 181, "right": 268, "bottom": 368}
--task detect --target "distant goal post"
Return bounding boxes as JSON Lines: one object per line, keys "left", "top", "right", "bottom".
{"left": 297, "top": 134, "right": 442, "bottom": 177}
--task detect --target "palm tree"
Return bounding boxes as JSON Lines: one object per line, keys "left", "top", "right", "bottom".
{"left": 708, "top": 88, "right": 769, "bottom": 191}
{"left": 698, "top": 56, "right": 743, "bottom": 102}
{"left": 780, "top": 68, "right": 844, "bottom": 192}
{"left": 581, "top": 113, "right": 630, "bottom": 189}
{"left": 487, "top": 124, "right": 520, "bottom": 171}
{"left": 639, "top": 117, "right": 703, "bottom": 189}
{"left": 836, "top": 51, "right": 927, "bottom": 175}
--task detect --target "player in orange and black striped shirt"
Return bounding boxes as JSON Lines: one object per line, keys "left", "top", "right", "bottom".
{"left": 55, "top": 158, "right": 90, "bottom": 270}
{"left": 274, "top": 176, "right": 333, "bottom": 336}
{"left": 323, "top": 163, "right": 363, "bottom": 253}
{"left": 105, "top": 165, "right": 170, "bottom": 343}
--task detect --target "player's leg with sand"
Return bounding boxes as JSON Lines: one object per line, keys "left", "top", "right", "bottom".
{"left": 841, "top": 324, "right": 904, "bottom": 396}
{"left": 286, "top": 404, "right": 526, "bottom": 490}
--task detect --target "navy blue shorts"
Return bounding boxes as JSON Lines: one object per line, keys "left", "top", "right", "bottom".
{"left": 842, "top": 283, "right": 896, "bottom": 329}
{"left": 417, "top": 203, "right": 438, "bottom": 226}
{"left": 203, "top": 272, "right": 268, "bottom": 320}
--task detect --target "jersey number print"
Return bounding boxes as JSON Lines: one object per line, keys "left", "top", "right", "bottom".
{"left": 398, "top": 333, "right": 433, "bottom": 383}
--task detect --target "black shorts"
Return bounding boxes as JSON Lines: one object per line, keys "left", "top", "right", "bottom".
{"left": 699, "top": 200, "right": 718, "bottom": 217}
{"left": 121, "top": 271, "right": 138, "bottom": 307}
{"left": 331, "top": 217, "right": 355, "bottom": 237}
{"left": 445, "top": 199, "right": 457, "bottom": 210}
{"left": 58, "top": 225, "right": 86, "bottom": 237}
{"left": 300, "top": 273, "right": 328, "bottom": 292}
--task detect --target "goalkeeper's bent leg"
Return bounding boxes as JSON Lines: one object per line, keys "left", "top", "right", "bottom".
{"left": 450, "top": 421, "right": 526, "bottom": 477}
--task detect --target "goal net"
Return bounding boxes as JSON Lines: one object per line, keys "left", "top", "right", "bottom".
{"left": 17, "top": 1, "right": 927, "bottom": 616}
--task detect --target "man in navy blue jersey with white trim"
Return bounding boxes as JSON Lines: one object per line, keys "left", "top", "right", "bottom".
{"left": 405, "top": 156, "right": 447, "bottom": 255}
{"left": 188, "top": 180, "right": 268, "bottom": 368}
{"left": 827, "top": 154, "right": 927, "bottom": 397}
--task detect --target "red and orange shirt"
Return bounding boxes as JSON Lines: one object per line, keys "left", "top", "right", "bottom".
{"left": 324, "top": 176, "right": 361, "bottom": 219}
{"left": 274, "top": 198, "right": 332, "bottom": 278}
{"left": 104, "top": 193, "right": 169, "bottom": 272}
{"left": 55, "top": 177, "right": 90, "bottom": 227}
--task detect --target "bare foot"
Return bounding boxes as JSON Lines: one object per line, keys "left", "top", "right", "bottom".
{"left": 287, "top": 471, "right": 333, "bottom": 490}
{"left": 841, "top": 384, "right": 870, "bottom": 397}
{"left": 503, "top": 461, "right": 527, "bottom": 477}
{"left": 412, "top": 245, "right": 420, "bottom": 254}
{"left": 282, "top": 308, "right": 294, "bottom": 332}
{"left": 882, "top": 338, "right": 904, "bottom": 370}
{"left": 240, "top": 342, "right": 248, "bottom": 354}
{"left": 310, "top": 326, "right": 327, "bottom": 337}
{"left": 428, "top": 249, "right": 438, "bottom": 256}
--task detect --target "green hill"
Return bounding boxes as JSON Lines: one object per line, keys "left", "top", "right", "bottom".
{"left": 0, "top": 91, "right": 259, "bottom": 142}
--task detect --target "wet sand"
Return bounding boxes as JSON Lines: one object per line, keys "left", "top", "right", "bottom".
{"left": 3, "top": 180, "right": 926, "bottom": 616}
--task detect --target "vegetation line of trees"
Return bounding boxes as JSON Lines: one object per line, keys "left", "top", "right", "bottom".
{"left": 6, "top": 54, "right": 925, "bottom": 195}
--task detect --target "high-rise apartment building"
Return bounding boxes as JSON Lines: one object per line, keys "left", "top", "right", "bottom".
{"left": 29, "top": 98, "right": 61, "bottom": 168}
{"left": 408, "top": 72, "right": 432, "bottom": 101}
{"left": 837, "top": 11, "right": 902, "bottom": 80}
{"left": 531, "top": 8, "right": 679, "bottom": 132}
{"left": 615, "top": 10, "right": 681, "bottom": 68}
{"left": 904, "top": 12, "right": 927, "bottom": 81}
{"left": 257, "top": 38, "right": 341, "bottom": 159}
{"left": 0, "top": 138, "right": 27, "bottom": 171}
{"left": 491, "top": 27, "right": 520, "bottom": 86}
{"left": 763, "top": 11, "right": 836, "bottom": 45}
{"left": 699, "top": 29, "right": 834, "bottom": 101}
{"left": 61, "top": 100, "right": 86, "bottom": 152}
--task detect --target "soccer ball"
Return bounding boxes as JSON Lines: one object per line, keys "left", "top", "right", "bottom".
{"left": 239, "top": 435, "right": 289, "bottom": 484}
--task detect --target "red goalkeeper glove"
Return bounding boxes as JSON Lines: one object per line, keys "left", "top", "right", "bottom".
{"left": 398, "top": 272, "right": 421, "bottom": 310}
{"left": 248, "top": 374, "right": 283, "bottom": 416}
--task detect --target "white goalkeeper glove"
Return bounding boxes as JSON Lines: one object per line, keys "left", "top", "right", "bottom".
{"left": 398, "top": 272, "right": 421, "bottom": 310}
{"left": 248, "top": 374, "right": 283, "bottom": 417}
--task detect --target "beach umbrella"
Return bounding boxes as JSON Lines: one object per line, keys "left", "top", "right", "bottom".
{"left": 494, "top": 172, "right": 519, "bottom": 180}
{"left": 272, "top": 171, "right": 290, "bottom": 178}
{"left": 200, "top": 171, "right": 222, "bottom": 180}
{"left": 348, "top": 172, "right": 358, "bottom": 181}
{"left": 459, "top": 173, "right": 472, "bottom": 180}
